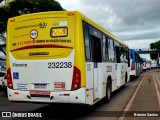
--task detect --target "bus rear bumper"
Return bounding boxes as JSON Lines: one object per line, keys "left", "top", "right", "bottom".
{"left": 7, "top": 87, "right": 86, "bottom": 104}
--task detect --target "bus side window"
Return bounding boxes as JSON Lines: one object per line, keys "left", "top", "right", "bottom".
{"left": 108, "top": 39, "right": 115, "bottom": 62}
{"left": 91, "top": 35, "right": 102, "bottom": 62}
{"left": 116, "top": 46, "right": 120, "bottom": 63}
{"left": 102, "top": 35, "right": 108, "bottom": 60}
{"left": 119, "top": 45, "right": 124, "bottom": 62}
{"left": 83, "top": 23, "right": 91, "bottom": 60}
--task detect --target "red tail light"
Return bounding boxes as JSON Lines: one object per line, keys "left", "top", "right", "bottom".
{"left": 131, "top": 62, "right": 134, "bottom": 70}
{"left": 7, "top": 68, "right": 13, "bottom": 89}
{"left": 71, "top": 66, "right": 81, "bottom": 91}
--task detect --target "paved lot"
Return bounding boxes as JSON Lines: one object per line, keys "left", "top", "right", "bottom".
{"left": 123, "top": 70, "right": 160, "bottom": 120}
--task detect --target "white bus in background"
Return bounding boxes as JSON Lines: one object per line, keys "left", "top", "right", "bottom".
{"left": 151, "top": 60, "right": 157, "bottom": 69}
{"left": 142, "top": 58, "right": 146, "bottom": 71}
{"left": 146, "top": 60, "right": 151, "bottom": 69}
{"left": 129, "top": 49, "right": 142, "bottom": 80}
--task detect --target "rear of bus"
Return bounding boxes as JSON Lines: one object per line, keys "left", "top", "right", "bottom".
{"left": 142, "top": 58, "right": 146, "bottom": 71}
{"left": 130, "top": 49, "right": 136, "bottom": 78}
{"left": 7, "top": 11, "right": 86, "bottom": 104}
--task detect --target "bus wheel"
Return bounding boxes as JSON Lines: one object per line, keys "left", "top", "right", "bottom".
{"left": 105, "top": 80, "right": 112, "bottom": 103}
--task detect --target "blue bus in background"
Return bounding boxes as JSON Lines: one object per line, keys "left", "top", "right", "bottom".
{"left": 129, "top": 49, "right": 143, "bottom": 79}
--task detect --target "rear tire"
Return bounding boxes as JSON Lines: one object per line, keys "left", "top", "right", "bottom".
{"left": 105, "top": 80, "right": 112, "bottom": 103}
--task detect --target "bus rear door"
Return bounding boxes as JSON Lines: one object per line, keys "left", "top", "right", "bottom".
{"left": 90, "top": 34, "right": 102, "bottom": 100}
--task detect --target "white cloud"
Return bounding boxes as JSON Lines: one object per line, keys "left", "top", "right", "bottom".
{"left": 56, "top": 0, "right": 160, "bottom": 50}
{"left": 125, "top": 39, "right": 158, "bottom": 49}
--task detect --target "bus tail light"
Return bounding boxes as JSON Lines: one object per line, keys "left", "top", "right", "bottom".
{"left": 71, "top": 66, "right": 81, "bottom": 91}
{"left": 131, "top": 62, "right": 134, "bottom": 70}
{"left": 7, "top": 68, "right": 13, "bottom": 89}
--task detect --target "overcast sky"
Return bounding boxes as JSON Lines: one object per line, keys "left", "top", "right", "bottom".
{"left": 56, "top": 0, "right": 160, "bottom": 59}
{"left": 0, "top": 0, "right": 158, "bottom": 59}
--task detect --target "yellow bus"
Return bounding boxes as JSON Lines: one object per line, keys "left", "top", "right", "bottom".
{"left": 7, "top": 11, "right": 130, "bottom": 105}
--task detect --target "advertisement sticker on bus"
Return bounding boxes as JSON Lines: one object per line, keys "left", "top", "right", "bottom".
{"left": 54, "top": 82, "right": 65, "bottom": 90}
{"left": 17, "top": 83, "right": 28, "bottom": 90}
{"left": 9, "top": 17, "right": 74, "bottom": 52}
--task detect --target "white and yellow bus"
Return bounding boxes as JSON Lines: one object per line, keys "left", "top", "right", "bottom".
{"left": 7, "top": 11, "right": 130, "bottom": 105}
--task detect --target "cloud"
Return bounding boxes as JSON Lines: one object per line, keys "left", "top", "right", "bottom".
{"left": 117, "top": 27, "right": 160, "bottom": 40}
{"left": 56, "top": 0, "right": 160, "bottom": 49}
{"left": 125, "top": 39, "right": 158, "bottom": 49}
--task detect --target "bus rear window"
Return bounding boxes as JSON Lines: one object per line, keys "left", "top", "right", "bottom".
{"left": 83, "top": 22, "right": 91, "bottom": 60}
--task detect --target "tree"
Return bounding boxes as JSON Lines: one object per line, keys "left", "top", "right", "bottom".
{"left": 150, "top": 40, "right": 160, "bottom": 60}
{"left": 0, "top": 0, "right": 64, "bottom": 55}
{"left": 0, "top": 0, "right": 64, "bottom": 39}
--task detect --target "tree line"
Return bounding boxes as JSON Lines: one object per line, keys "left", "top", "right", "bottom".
{"left": 150, "top": 40, "right": 160, "bottom": 59}
{"left": 0, "top": 0, "right": 64, "bottom": 40}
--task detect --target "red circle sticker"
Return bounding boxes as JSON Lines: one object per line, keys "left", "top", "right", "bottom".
{"left": 30, "top": 29, "right": 38, "bottom": 39}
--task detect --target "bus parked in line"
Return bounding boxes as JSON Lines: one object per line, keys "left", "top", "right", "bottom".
{"left": 146, "top": 60, "right": 151, "bottom": 69}
{"left": 142, "top": 58, "right": 147, "bottom": 71}
{"left": 7, "top": 11, "right": 130, "bottom": 105}
{"left": 151, "top": 60, "right": 157, "bottom": 69}
{"left": 140, "top": 57, "right": 144, "bottom": 73}
{"left": 129, "top": 49, "right": 142, "bottom": 79}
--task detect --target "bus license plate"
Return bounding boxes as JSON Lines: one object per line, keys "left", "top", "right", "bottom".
{"left": 34, "top": 84, "right": 47, "bottom": 89}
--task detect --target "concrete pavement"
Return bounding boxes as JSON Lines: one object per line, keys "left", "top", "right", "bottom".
{"left": 121, "top": 70, "right": 160, "bottom": 120}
